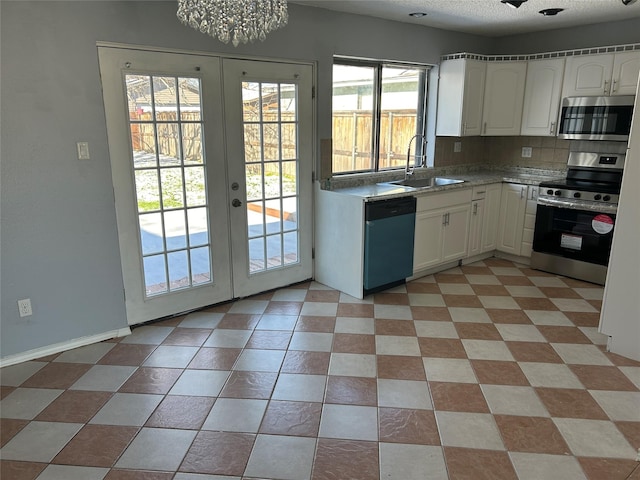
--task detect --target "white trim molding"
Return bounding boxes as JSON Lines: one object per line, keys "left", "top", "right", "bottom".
{"left": 0, "top": 327, "right": 132, "bottom": 368}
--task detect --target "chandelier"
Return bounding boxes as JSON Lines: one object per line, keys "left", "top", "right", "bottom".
{"left": 177, "top": 0, "right": 288, "bottom": 47}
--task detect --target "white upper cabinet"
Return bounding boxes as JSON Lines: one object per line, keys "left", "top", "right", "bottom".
{"left": 482, "top": 62, "right": 527, "bottom": 136}
{"left": 612, "top": 51, "right": 640, "bottom": 95}
{"left": 521, "top": 58, "right": 565, "bottom": 137}
{"left": 436, "top": 58, "right": 486, "bottom": 136}
{"left": 562, "top": 52, "right": 640, "bottom": 97}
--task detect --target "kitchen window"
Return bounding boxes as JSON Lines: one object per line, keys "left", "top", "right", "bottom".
{"left": 332, "top": 57, "right": 429, "bottom": 175}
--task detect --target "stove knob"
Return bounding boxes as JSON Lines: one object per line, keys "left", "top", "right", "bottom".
{"left": 573, "top": 192, "right": 581, "bottom": 198}
{"left": 603, "top": 195, "right": 611, "bottom": 202}
{"left": 594, "top": 194, "right": 602, "bottom": 201}
{"left": 554, "top": 190, "right": 562, "bottom": 196}
{"left": 546, "top": 189, "right": 554, "bottom": 195}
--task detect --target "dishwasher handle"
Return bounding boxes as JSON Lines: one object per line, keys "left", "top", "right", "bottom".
{"left": 365, "top": 196, "right": 416, "bottom": 221}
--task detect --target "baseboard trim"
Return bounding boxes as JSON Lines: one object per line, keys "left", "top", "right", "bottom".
{"left": 0, "top": 327, "right": 132, "bottom": 368}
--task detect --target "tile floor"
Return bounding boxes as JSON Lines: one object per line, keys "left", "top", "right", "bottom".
{"left": 1, "top": 258, "right": 639, "bottom": 480}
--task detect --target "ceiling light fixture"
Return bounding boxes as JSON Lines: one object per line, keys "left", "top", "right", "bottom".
{"left": 501, "top": 0, "right": 528, "bottom": 8}
{"left": 539, "top": 8, "right": 564, "bottom": 15}
{"left": 176, "top": 0, "right": 288, "bottom": 47}
{"left": 409, "top": 12, "right": 428, "bottom": 17}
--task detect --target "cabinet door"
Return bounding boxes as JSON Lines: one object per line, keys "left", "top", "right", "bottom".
{"left": 521, "top": 59, "right": 565, "bottom": 136}
{"left": 413, "top": 209, "right": 446, "bottom": 271}
{"left": 562, "top": 54, "right": 614, "bottom": 97}
{"left": 468, "top": 199, "right": 484, "bottom": 257}
{"left": 443, "top": 203, "right": 471, "bottom": 262}
{"left": 436, "top": 59, "right": 486, "bottom": 137}
{"left": 481, "top": 184, "right": 502, "bottom": 253}
{"left": 482, "top": 62, "right": 527, "bottom": 136}
{"left": 462, "top": 60, "right": 487, "bottom": 136}
{"left": 612, "top": 52, "right": 640, "bottom": 96}
{"left": 497, "top": 183, "right": 527, "bottom": 255}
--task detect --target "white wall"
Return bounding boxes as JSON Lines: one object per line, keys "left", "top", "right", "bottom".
{"left": 599, "top": 88, "right": 640, "bottom": 361}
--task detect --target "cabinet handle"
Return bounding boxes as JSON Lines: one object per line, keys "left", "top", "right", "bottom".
{"left": 483, "top": 122, "right": 487, "bottom": 134}
{"left": 612, "top": 79, "right": 618, "bottom": 93}
{"left": 604, "top": 79, "right": 610, "bottom": 95}
{"left": 443, "top": 213, "right": 447, "bottom": 226}
{"left": 473, "top": 203, "right": 478, "bottom": 215}
{"left": 463, "top": 122, "right": 467, "bottom": 135}
{"left": 521, "top": 187, "right": 525, "bottom": 199}
{"left": 447, "top": 213, "right": 450, "bottom": 225}
{"left": 550, "top": 121, "right": 556, "bottom": 135}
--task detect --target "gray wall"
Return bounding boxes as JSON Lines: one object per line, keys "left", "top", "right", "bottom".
{"left": 1, "top": 1, "right": 638, "bottom": 360}
{"left": 0, "top": 1, "right": 492, "bottom": 359}
{"left": 495, "top": 17, "right": 640, "bottom": 54}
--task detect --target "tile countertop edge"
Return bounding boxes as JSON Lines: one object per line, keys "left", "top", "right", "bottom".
{"left": 328, "top": 171, "right": 565, "bottom": 201}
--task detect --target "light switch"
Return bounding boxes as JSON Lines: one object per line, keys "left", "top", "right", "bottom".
{"left": 521, "top": 147, "right": 532, "bottom": 158}
{"left": 77, "top": 142, "right": 90, "bottom": 160}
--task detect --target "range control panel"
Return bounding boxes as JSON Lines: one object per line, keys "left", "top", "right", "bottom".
{"left": 538, "top": 187, "right": 619, "bottom": 204}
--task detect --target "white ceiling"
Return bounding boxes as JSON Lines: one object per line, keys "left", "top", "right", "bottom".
{"left": 290, "top": 0, "right": 640, "bottom": 36}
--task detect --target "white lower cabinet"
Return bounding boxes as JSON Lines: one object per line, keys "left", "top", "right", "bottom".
{"left": 497, "top": 183, "right": 538, "bottom": 258}
{"left": 414, "top": 189, "right": 472, "bottom": 272}
{"left": 468, "top": 183, "right": 501, "bottom": 257}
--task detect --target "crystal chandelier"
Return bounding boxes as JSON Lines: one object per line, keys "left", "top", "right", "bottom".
{"left": 177, "top": 0, "right": 288, "bottom": 47}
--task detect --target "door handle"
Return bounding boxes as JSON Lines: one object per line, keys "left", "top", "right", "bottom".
{"left": 232, "top": 198, "right": 242, "bottom": 207}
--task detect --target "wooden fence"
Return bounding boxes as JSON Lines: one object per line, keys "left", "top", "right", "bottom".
{"left": 332, "top": 110, "right": 418, "bottom": 173}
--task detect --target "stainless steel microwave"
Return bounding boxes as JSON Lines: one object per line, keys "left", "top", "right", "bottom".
{"left": 558, "top": 95, "right": 635, "bottom": 141}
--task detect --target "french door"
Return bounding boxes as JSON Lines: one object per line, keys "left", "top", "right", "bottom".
{"left": 99, "top": 47, "right": 313, "bottom": 325}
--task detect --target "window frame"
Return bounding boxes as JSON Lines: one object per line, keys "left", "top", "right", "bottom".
{"left": 332, "top": 56, "right": 430, "bottom": 176}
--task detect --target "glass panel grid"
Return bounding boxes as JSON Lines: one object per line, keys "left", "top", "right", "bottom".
{"left": 242, "top": 80, "right": 300, "bottom": 275}
{"left": 126, "top": 73, "right": 212, "bottom": 297}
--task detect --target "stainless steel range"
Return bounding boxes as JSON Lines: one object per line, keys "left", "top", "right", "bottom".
{"left": 531, "top": 151, "right": 625, "bottom": 285}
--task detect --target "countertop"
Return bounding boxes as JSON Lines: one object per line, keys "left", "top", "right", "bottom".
{"left": 329, "top": 169, "right": 565, "bottom": 201}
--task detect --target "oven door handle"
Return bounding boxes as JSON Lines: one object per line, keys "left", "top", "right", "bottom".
{"left": 537, "top": 196, "right": 618, "bottom": 214}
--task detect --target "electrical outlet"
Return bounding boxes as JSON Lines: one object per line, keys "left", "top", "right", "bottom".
{"left": 77, "top": 142, "right": 90, "bottom": 160}
{"left": 454, "top": 141, "right": 462, "bottom": 153}
{"left": 18, "top": 298, "right": 32, "bottom": 317}
{"left": 522, "top": 147, "right": 533, "bottom": 158}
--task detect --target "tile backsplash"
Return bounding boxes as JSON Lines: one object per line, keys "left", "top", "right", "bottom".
{"left": 434, "top": 136, "right": 626, "bottom": 170}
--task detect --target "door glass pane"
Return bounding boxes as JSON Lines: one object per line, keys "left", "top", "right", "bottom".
{"left": 246, "top": 165, "right": 263, "bottom": 201}
{"left": 183, "top": 124, "right": 203, "bottom": 165}
{"left": 332, "top": 64, "right": 375, "bottom": 173}
{"left": 139, "top": 213, "right": 164, "bottom": 255}
{"left": 164, "top": 210, "right": 187, "bottom": 250}
{"left": 184, "top": 167, "right": 206, "bottom": 206}
{"left": 248, "top": 237, "right": 265, "bottom": 272}
{"left": 153, "top": 76, "right": 178, "bottom": 120}
{"left": 168, "top": 250, "right": 189, "bottom": 290}
{"left": 379, "top": 65, "right": 423, "bottom": 170}
{"left": 178, "top": 77, "right": 201, "bottom": 121}
{"left": 126, "top": 74, "right": 212, "bottom": 297}
{"left": 242, "top": 80, "right": 301, "bottom": 275}
{"left": 135, "top": 170, "right": 160, "bottom": 212}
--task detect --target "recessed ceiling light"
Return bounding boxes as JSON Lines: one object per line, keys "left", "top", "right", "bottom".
{"left": 409, "top": 12, "right": 427, "bottom": 17}
{"left": 501, "top": 0, "right": 528, "bottom": 8}
{"left": 539, "top": 8, "right": 564, "bottom": 16}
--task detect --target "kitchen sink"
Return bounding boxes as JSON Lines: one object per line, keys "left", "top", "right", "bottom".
{"left": 386, "top": 177, "right": 465, "bottom": 188}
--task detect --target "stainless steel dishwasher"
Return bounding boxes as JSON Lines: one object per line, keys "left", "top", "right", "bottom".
{"left": 363, "top": 196, "right": 417, "bottom": 295}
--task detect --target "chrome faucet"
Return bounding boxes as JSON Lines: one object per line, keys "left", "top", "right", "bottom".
{"left": 405, "top": 134, "right": 427, "bottom": 180}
